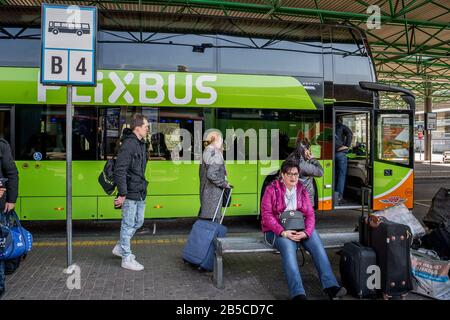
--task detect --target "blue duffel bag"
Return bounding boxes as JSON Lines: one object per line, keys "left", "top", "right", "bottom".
{"left": 0, "top": 223, "right": 13, "bottom": 257}
{"left": 0, "top": 210, "right": 33, "bottom": 260}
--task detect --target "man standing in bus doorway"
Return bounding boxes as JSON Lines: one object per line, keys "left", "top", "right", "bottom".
{"left": 0, "top": 138, "right": 19, "bottom": 299}
{"left": 112, "top": 114, "right": 149, "bottom": 271}
{"left": 335, "top": 116, "right": 353, "bottom": 205}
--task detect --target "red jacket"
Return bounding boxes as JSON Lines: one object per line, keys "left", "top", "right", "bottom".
{"left": 261, "top": 179, "right": 315, "bottom": 237}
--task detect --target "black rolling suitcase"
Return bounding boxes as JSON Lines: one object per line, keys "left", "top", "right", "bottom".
{"left": 368, "top": 215, "right": 413, "bottom": 299}
{"left": 339, "top": 242, "right": 377, "bottom": 299}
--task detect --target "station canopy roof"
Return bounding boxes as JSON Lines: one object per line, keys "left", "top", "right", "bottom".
{"left": 0, "top": 0, "right": 449, "bottom": 105}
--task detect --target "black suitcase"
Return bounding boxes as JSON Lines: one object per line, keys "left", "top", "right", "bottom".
{"left": 339, "top": 242, "right": 377, "bottom": 299}
{"left": 368, "top": 216, "right": 413, "bottom": 299}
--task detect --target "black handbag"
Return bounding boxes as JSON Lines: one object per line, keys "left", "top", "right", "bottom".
{"left": 222, "top": 187, "right": 232, "bottom": 208}
{"left": 280, "top": 210, "right": 305, "bottom": 231}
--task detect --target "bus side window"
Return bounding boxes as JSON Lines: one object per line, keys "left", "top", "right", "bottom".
{"left": 143, "top": 107, "right": 203, "bottom": 161}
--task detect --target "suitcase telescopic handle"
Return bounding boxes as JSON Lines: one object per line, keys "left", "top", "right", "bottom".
{"left": 212, "top": 187, "right": 233, "bottom": 224}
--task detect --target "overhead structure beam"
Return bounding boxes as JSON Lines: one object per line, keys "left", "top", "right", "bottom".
{"left": 0, "top": 0, "right": 448, "bottom": 85}
{"left": 24, "top": 0, "right": 449, "bottom": 29}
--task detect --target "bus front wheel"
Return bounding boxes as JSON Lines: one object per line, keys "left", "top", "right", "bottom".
{"left": 52, "top": 29, "right": 59, "bottom": 35}
{"left": 76, "top": 30, "right": 83, "bottom": 36}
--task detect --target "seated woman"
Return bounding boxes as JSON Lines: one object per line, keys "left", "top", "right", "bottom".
{"left": 261, "top": 160, "right": 346, "bottom": 300}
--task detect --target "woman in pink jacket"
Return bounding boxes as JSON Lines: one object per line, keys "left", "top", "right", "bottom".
{"left": 261, "top": 160, "right": 346, "bottom": 300}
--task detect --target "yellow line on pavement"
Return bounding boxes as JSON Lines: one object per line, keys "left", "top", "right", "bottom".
{"left": 33, "top": 238, "right": 187, "bottom": 247}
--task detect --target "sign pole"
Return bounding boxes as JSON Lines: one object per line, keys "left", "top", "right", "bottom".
{"left": 66, "top": 84, "right": 73, "bottom": 268}
{"left": 429, "top": 130, "right": 432, "bottom": 175}
{"left": 420, "top": 139, "right": 422, "bottom": 161}
{"left": 41, "top": 3, "right": 97, "bottom": 270}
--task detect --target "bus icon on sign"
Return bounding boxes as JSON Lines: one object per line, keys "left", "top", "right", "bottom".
{"left": 48, "top": 21, "right": 90, "bottom": 36}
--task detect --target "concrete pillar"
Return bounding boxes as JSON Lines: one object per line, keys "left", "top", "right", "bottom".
{"left": 424, "top": 81, "right": 432, "bottom": 161}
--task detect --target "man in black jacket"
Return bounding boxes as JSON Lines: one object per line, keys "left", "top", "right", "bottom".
{"left": 112, "top": 114, "right": 149, "bottom": 271}
{"left": 0, "top": 139, "right": 19, "bottom": 298}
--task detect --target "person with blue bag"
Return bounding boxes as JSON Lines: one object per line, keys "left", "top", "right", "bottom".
{"left": 182, "top": 130, "right": 233, "bottom": 271}
{"left": 0, "top": 138, "right": 19, "bottom": 299}
{"left": 198, "top": 130, "right": 232, "bottom": 221}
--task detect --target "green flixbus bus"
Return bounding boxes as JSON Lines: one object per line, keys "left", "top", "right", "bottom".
{"left": 0, "top": 21, "right": 415, "bottom": 221}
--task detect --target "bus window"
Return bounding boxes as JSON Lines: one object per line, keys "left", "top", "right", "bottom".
{"left": 73, "top": 107, "right": 97, "bottom": 160}
{"left": 218, "top": 36, "right": 323, "bottom": 77}
{"left": 216, "top": 109, "right": 322, "bottom": 161}
{"left": 377, "top": 114, "right": 411, "bottom": 166}
{"left": 98, "top": 106, "right": 203, "bottom": 161}
{"left": 99, "top": 33, "right": 216, "bottom": 72}
{"left": 332, "top": 27, "right": 374, "bottom": 85}
{"left": 15, "top": 105, "right": 66, "bottom": 160}
{"left": 341, "top": 113, "right": 370, "bottom": 157}
{"left": 99, "top": 107, "right": 121, "bottom": 160}
{"left": 144, "top": 107, "right": 203, "bottom": 161}
{"left": 0, "top": 28, "right": 40, "bottom": 67}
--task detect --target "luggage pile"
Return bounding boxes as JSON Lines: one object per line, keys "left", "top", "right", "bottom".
{"left": 410, "top": 188, "right": 450, "bottom": 300}
{"left": 340, "top": 193, "right": 450, "bottom": 300}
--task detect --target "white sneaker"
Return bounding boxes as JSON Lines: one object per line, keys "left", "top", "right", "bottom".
{"left": 121, "top": 255, "right": 144, "bottom": 271}
{"left": 112, "top": 244, "right": 135, "bottom": 260}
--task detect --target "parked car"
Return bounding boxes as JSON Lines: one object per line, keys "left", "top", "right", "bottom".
{"left": 443, "top": 151, "right": 450, "bottom": 163}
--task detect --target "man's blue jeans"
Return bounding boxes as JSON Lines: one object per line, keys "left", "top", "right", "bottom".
{"left": 264, "top": 230, "right": 339, "bottom": 298}
{"left": 119, "top": 199, "right": 145, "bottom": 258}
{"left": 335, "top": 151, "right": 348, "bottom": 197}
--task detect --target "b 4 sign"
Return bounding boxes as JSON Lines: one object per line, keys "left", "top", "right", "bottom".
{"left": 41, "top": 4, "right": 97, "bottom": 86}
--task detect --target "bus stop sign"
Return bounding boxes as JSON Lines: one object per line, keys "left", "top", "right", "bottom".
{"left": 41, "top": 4, "right": 97, "bottom": 86}
{"left": 425, "top": 112, "right": 437, "bottom": 131}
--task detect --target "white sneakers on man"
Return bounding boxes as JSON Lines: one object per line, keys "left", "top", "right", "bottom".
{"left": 112, "top": 244, "right": 142, "bottom": 271}
{"left": 112, "top": 243, "right": 133, "bottom": 258}
{"left": 121, "top": 255, "right": 144, "bottom": 271}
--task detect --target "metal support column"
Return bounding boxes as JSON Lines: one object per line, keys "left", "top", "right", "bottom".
{"left": 424, "top": 81, "right": 432, "bottom": 161}
{"left": 66, "top": 85, "right": 73, "bottom": 268}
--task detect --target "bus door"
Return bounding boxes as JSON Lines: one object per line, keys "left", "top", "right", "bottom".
{"left": 0, "top": 106, "right": 13, "bottom": 153}
{"left": 373, "top": 109, "right": 414, "bottom": 210}
{"left": 359, "top": 82, "right": 415, "bottom": 211}
{"left": 333, "top": 108, "right": 372, "bottom": 209}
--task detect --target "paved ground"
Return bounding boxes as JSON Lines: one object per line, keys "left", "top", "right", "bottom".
{"left": 415, "top": 159, "right": 450, "bottom": 180}
{"left": 1, "top": 233, "right": 432, "bottom": 301}
{"left": 2, "top": 166, "right": 448, "bottom": 301}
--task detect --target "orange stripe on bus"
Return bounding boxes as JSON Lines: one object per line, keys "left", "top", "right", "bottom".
{"left": 373, "top": 173, "right": 414, "bottom": 211}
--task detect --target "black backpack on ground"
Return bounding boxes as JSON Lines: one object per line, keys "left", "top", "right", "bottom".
{"left": 419, "top": 222, "right": 450, "bottom": 260}
{"left": 423, "top": 188, "right": 450, "bottom": 229}
{"left": 98, "top": 158, "right": 116, "bottom": 195}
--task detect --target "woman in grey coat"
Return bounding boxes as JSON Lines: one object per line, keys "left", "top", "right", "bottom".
{"left": 286, "top": 139, "right": 323, "bottom": 207}
{"left": 199, "top": 131, "right": 232, "bottom": 221}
